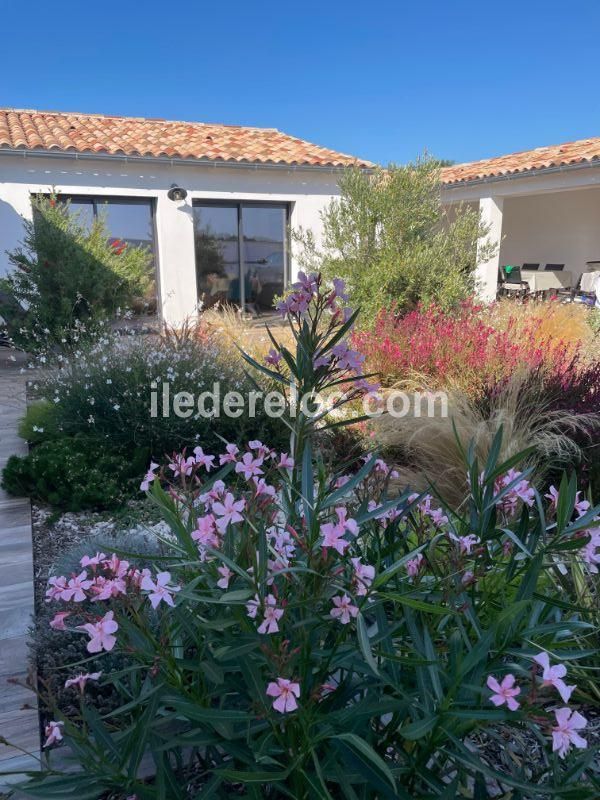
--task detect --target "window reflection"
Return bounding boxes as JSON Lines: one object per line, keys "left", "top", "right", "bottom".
{"left": 60, "top": 196, "right": 157, "bottom": 314}
{"left": 193, "top": 203, "right": 288, "bottom": 315}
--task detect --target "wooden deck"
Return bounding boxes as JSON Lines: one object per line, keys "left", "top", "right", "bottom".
{"left": 0, "top": 369, "right": 40, "bottom": 788}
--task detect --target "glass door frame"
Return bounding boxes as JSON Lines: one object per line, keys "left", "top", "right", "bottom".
{"left": 192, "top": 199, "right": 291, "bottom": 313}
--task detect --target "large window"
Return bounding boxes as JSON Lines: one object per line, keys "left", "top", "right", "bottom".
{"left": 61, "top": 196, "right": 158, "bottom": 313}
{"left": 193, "top": 201, "right": 289, "bottom": 314}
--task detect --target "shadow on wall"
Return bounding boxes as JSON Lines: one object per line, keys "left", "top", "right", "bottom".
{"left": 0, "top": 197, "right": 27, "bottom": 278}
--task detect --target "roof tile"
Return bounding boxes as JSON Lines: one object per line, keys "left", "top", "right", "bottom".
{"left": 442, "top": 137, "right": 600, "bottom": 184}
{"left": 0, "top": 108, "right": 373, "bottom": 168}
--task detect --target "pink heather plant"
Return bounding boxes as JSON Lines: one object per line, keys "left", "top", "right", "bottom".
{"left": 13, "top": 276, "right": 600, "bottom": 798}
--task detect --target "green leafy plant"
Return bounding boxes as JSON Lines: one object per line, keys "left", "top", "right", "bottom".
{"left": 6, "top": 275, "right": 599, "bottom": 798}
{"left": 0, "top": 194, "right": 152, "bottom": 353}
{"left": 1, "top": 437, "right": 144, "bottom": 511}
{"left": 295, "top": 160, "right": 494, "bottom": 322}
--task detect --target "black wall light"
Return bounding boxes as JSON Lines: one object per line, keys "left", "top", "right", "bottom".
{"left": 167, "top": 184, "right": 188, "bottom": 202}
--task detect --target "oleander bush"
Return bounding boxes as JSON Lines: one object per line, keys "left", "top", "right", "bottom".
{"left": 8, "top": 274, "right": 600, "bottom": 799}
{"left": 32, "top": 530, "right": 164, "bottom": 723}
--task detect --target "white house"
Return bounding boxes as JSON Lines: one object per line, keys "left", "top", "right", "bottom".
{"left": 3, "top": 109, "right": 600, "bottom": 318}
{"left": 441, "top": 138, "right": 600, "bottom": 301}
{"left": 0, "top": 108, "right": 372, "bottom": 324}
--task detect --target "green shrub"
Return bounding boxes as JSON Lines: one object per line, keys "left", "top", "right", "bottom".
{"left": 1, "top": 437, "right": 145, "bottom": 511}
{"left": 0, "top": 194, "right": 152, "bottom": 353}
{"left": 18, "top": 399, "right": 62, "bottom": 444}
{"left": 33, "top": 326, "right": 288, "bottom": 459}
{"left": 295, "top": 159, "right": 494, "bottom": 322}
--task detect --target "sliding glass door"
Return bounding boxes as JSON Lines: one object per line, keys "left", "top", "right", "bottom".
{"left": 193, "top": 202, "right": 288, "bottom": 314}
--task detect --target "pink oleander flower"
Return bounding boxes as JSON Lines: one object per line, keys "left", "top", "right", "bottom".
{"left": 406, "top": 553, "right": 423, "bottom": 577}
{"left": 533, "top": 652, "right": 576, "bottom": 703}
{"left": 191, "top": 514, "right": 220, "bottom": 549}
{"left": 141, "top": 571, "right": 180, "bottom": 609}
{"left": 49, "top": 611, "right": 71, "bottom": 630}
{"left": 103, "top": 554, "right": 130, "bottom": 577}
{"left": 575, "top": 492, "right": 591, "bottom": 518}
{"left": 168, "top": 453, "right": 195, "bottom": 478}
{"left": 486, "top": 674, "right": 520, "bottom": 711}
{"left": 45, "top": 576, "right": 68, "bottom": 602}
{"left": 79, "top": 611, "right": 119, "bottom": 653}
{"left": 219, "top": 443, "right": 239, "bottom": 464}
{"left": 253, "top": 478, "right": 277, "bottom": 498}
{"left": 320, "top": 522, "right": 349, "bottom": 555}
{"left": 580, "top": 527, "right": 600, "bottom": 573}
{"left": 351, "top": 557, "right": 375, "bottom": 596}
{"left": 544, "top": 485, "right": 559, "bottom": 510}
{"left": 213, "top": 492, "right": 246, "bottom": 532}
{"left": 246, "top": 594, "right": 260, "bottom": 619}
{"left": 462, "top": 569, "right": 475, "bottom": 586}
{"left": 278, "top": 452, "right": 294, "bottom": 469}
{"left": 449, "top": 533, "right": 480, "bottom": 555}
{"left": 43, "top": 720, "right": 64, "bottom": 748}
{"left": 91, "top": 576, "right": 127, "bottom": 601}
{"left": 62, "top": 571, "right": 93, "bottom": 602}
{"left": 552, "top": 707, "right": 588, "bottom": 758}
{"left": 257, "top": 594, "right": 284, "bottom": 634}
{"left": 199, "top": 480, "right": 226, "bottom": 505}
{"left": 64, "top": 671, "right": 102, "bottom": 692}
{"left": 427, "top": 506, "right": 449, "bottom": 526}
{"left": 265, "top": 348, "right": 282, "bottom": 366}
{"left": 330, "top": 594, "right": 359, "bottom": 625}
{"left": 193, "top": 446, "right": 215, "bottom": 471}
{"left": 266, "top": 677, "right": 300, "bottom": 713}
{"left": 235, "top": 452, "right": 264, "bottom": 480}
{"left": 140, "top": 462, "right": 159, "bottom": 492}
{"left": 335, "top": 474, "right": 351, "bottom": 488}
{"left": 216, "top": 564, "right": 233, "bottom": 589}
{"left": 335, "top": 507, "right": 359, "bottom": 536}
{"left": 80, "top": 551, "right": 107, "bottom": 569}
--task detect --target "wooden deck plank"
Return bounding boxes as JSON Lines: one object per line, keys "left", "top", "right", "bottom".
{"left": 0, "top": 374, "right": 40, "bottom": 788}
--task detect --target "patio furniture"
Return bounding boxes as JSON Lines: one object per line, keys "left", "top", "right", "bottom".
{"left": 521, "top": 269, "right": 573, "bottom": 293}
{"left": 522, "top": 263, "right": 540, "bottom": 270}
{"left": 499, "top": 265, "right": 529, "bottom": 298}
{"left": 579, "top": 269, "right": 600, "bottom": 306}
{"left": 544, "top": 263, "right": 565, "bottom": 271}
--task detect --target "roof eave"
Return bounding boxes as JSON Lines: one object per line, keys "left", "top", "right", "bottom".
{"left": 442, "top": 158, "right": 600, "bottom": 189}
{"left": 0, "top": 146, "right": 375, "bottom": 174}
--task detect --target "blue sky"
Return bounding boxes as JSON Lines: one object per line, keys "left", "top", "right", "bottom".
{"left": 2, "top": 0, "right": 599, "bottom": 166}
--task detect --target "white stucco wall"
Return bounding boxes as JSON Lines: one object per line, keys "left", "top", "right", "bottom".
{"left": 442, "top": 165, "right": 600, "bottom": 299}
{"left": 499, "top": 187, "right": 600, "bottom": 277}
{"left": 0, "top": 153, "right": 341, "bottom": 324}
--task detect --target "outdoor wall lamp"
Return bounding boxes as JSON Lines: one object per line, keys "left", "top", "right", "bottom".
{"left": 167, "top": 184, "right": 188, "bottom": 202}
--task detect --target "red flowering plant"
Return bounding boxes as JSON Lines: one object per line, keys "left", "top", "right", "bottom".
{"left": 352, "top": 300, "right": 573, "bottom": 397}
{"left": 7, "top": 275, "right": 600, "bottom": 798}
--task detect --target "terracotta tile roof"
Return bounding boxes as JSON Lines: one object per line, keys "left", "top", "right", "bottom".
{"left": 0, "top": 108, "right": 373, "bottom": 168}
{"left": 441, "top": 137, "right": 600, "bottom": 185}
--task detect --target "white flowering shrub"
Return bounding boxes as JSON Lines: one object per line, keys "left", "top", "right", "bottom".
{"left": 7, "top": 275, "right": 600, "bottom": 798}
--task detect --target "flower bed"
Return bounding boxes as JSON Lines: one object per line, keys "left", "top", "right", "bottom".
{"left": 6, "top": 275, "right": 600, "bottom": 799}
